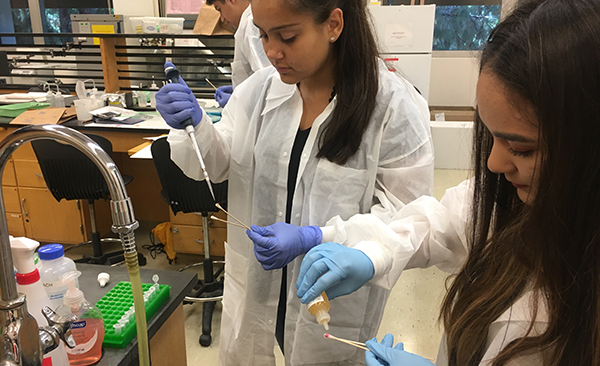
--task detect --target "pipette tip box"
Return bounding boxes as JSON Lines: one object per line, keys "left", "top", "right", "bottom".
{"left": 96, "top": 281, "right": 171, "bottom": 348}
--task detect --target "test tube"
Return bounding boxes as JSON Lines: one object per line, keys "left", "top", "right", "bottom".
{"left": 114, "top": 323, "right": 123, "bottom": 335}
{"left": 152, "top": 274, "right": 160, "bottom": 293}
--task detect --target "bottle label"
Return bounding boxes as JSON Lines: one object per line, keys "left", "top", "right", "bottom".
{"left": 42, "top": 356, "right": 53, "bottom": 365}
{"left": 72, "top": 320, "right": 87, "bottom": 329}
{"left": 308, "top": 294, "right": 325, "bottom": 308}
{"left": 67, "top": 324, "right": 98, "bottom": 355}
{"left": 67, "top": 318, "right": 105, "bottom": 357}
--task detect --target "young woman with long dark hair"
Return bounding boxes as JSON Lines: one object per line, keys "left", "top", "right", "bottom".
{"left": 293, "top": 0, "right": 600, "bottom": 365}
{"left": 156, "top": 0, "right": 434, "bottom": 364}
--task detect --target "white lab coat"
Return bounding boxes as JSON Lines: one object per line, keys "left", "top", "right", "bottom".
{"left": 167, "top": 59, "right": 434, "bottom": 365}
{"left": 322, "top": 180, "right": 549, "bottom": 365}
{"left": 231, "top": 6, "right": 270, "bottom": 89}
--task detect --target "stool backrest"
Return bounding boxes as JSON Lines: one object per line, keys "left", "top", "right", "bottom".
{"left": 31, "top": 134, "right": 112, "bottom": 202}
{"left": 151, "top": 137, "right": 227, "bottom": 215}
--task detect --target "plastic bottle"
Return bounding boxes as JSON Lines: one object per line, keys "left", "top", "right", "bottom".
{"left": 54, "top": 89, "right": 66, "bottom": 108}
{"left": 10, "top": 236, "right": 70, "bottom": 366}
{"left": 46, "top": 89, "right": 55, "bottom": 107}
{"left": 38, "top": 244, "right": 78, "bottom": 309}
{"left": 149, "top": 78, "right": 159, "bottom": 109}
{"left": 57, "top": 271, "right": 105, "bottom": 366}
{"left": 307, "top": 291, "right": 331, "bottom": 330}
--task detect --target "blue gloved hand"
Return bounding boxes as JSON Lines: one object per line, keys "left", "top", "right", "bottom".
{"left": 365, "top": 334, "right": 435, "bottom": 366}
{"left": 246, "top": 222, "right": 323, "bottom": 270}
{"left": 155, "top": 61, "right": 203, "bottom": 129}
{"left": 214, "top": 85, "right": 233, "bottom": 107}
{"left": 296, "top": 242, "right": 374, "bottom": 303}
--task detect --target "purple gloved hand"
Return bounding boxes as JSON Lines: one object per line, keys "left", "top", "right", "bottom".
{"left": 156, "top": 61, "right": 203, "bottom": 129}
{"left": 246, "top": 222, "right": 322, "bottom": 270}
{"left": 214, "top": 85, "right": 233, "bottom": 107}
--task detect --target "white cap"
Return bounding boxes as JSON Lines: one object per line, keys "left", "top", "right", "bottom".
{"left": 97, "top": 272, "right": 110, "bottom": 287}
{"left": 62, "top": 271, "right": 84, "bottom": 307}
{"left": 10, "top": 237, "right": 40, "bottom": 274}
{"left": 315, "top": 310, "right": 330, "bottom": 330}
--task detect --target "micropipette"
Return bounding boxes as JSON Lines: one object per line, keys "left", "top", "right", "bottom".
{"left": 164, "top": 64, "right": 216, "bottom": 201}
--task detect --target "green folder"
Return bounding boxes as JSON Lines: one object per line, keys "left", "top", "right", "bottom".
{"left": 0, "top": 102, "right": 50, "bottom": 118}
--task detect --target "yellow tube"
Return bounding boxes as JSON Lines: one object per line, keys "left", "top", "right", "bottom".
{"left": 125, "top": 251, "right": 150, "bottom": 366}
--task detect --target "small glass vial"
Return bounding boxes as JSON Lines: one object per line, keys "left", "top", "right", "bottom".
{"left": 308, "top": 292, "right": 331, "bottom": 330}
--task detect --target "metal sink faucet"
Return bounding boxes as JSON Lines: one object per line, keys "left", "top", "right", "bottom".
{"left": 0, "top": 124, "right": 140, "bottom": 366}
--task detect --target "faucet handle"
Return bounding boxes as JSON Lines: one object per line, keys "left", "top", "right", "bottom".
{"left": 42, "top": 306, "right": 77, "bottom": 348}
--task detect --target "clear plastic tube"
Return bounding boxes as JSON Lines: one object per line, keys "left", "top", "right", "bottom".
{"left": 124, "top": 251, "right": 149, "bottom": 366}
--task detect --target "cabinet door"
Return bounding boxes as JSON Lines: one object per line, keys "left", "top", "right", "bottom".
{"left": 3, "top": 186, "right": 20, "bottom": 213}
{"left": 19, "top": 187, "right": 84, "bottom": 244}
{"left": 171, "top": 224, "right": 226, "bottom": 257}
{"left": 6, "top": 213, "right": 25, "bottom": 237}
{"left": 13, "top": 160, "right": 46, "bottom": 188}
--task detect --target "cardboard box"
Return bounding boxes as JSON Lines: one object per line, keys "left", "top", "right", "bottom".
{"left": 193, "top": 4, "right": 234, "bottom": 35}
{"left": 9, "top": 107, "right": 77, "bottom": 125}
{"left": 430, "top": 107, "right": 476, "bottom": 122}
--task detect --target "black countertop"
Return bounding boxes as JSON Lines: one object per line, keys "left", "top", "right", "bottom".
{"left": 76, "top": 263, "right": 197, "bottom": 366}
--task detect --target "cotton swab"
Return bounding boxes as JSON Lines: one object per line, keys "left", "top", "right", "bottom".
{"left": 205, "top": 78, "right": 218, "bottom": 90}
{"left": 210, "top": 215, "right": 248, "bottom": 230}
{"left": 215, "top": 203, "right": 252, "bottom": 230}
{"left": 324, "top": 333, "right": 369, "bottom": 351}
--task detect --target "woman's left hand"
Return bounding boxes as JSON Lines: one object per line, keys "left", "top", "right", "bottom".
{"left": 365, "top": 334, "right": 435, "bottom": 366}
{"left": 246, "top": 223, "right": 322, "bottom": 270}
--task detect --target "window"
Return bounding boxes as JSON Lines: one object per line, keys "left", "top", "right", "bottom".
{"left": 2, "top": 0, "right": 112, "bottom": 45}
{"left": 433, "top": 4, "right": 500, "bottom": 50}
{"left": 9, "top": 0, "right": 34, "bottom": 44}
{"left": 382, "top": 0, "right": 502, "bottom": 51}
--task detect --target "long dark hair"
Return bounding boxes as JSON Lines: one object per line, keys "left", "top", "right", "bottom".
{"left": 441, "top": 0, "right": 600, "bottom": 365}
{"left": 284, "top": 0, "right": 379, "bottom": 165}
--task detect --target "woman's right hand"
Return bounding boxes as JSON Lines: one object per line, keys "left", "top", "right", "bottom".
{"left": 156, "top": 62, "right": 204, "bottom": 129}
{"left": 296, "top": 242, "right": 374, "bottom": 303}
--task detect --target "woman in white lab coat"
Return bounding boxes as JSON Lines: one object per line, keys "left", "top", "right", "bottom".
{"left": 155, "top": 0, "right": 433, "bottom": 365}
{"left": 295, "top": 0, "right": 600, "bottom": 365}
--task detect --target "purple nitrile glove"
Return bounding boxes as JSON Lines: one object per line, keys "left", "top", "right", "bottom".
{"left": 365, "top": 334, "right": 435, "bottom": 366}
{"left": 156, "top": 61, "right": 203, "bottom": 129}
{"left": 214, "top": 85, "right": 233, "bottom": 107}
{"left": 296, "top": 242, "right": 374, "bottom": 303}
{"left": 246, "top": 222, "right": 322, "bottom": 270}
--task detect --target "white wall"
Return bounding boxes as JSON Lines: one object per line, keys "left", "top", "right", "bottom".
{"left": 113, "top": 0, "right": 159, "bottom": 17}
{"left": 427, "top": 0, "right": 518, "bottom": 107}
{"left": 428, "top": 52, "right": 479, "bottom": 107}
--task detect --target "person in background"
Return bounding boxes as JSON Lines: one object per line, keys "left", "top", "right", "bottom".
{"left": 206, "top": 0, "right": 271, "bottom": 107}
{"left": 155, "top": 0, "right": 434, "bottom": 363}
{"left": 283, "top": 0, "right": 600, "bottom": 365}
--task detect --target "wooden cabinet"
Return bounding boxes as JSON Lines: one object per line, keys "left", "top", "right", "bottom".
{"left": 170, "top": 211, "right": 227, "bottom": 257}
{"left": 19, "top": 187, "right": 84, "bottom": 243}
{"left": 2, "top": 142, "right": 86, "bottom": 244}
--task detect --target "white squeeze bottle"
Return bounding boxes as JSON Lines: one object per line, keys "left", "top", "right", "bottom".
{"left": 149, "top": 78, "right": 159, "bottom": 109}
{"left": 57, "top": 271, "right": 105, "bottom": 366}
{"left": 10, "top": 236, "right": 70, "bottom": 366}
{"left": 38, "top": 243, "right": 78, "bottom": 309}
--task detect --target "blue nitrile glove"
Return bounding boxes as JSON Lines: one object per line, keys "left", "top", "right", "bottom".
{"left": 214, "top": 85, "right": 233, "bottom": 107}
{"left": 296, "top": 242, "right": 374, "bottom": 303}
{"left": 365, "top": 334, "right": 435, "bottom": 366}
{"left": 155, "top": 61, "right": 203, "bottom": 129}
{"left": 246, "top": 222, "right": 323, "bottom": 270}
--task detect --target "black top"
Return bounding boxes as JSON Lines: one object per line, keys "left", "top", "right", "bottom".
{"left": 285, "top": 128, "right": 311, "bottom": 223}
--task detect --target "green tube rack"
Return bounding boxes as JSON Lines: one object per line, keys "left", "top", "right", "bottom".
{"left": 95, "top": 281, "right": 171, "bottom": 348}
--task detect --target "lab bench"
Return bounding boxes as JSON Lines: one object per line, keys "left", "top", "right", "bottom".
{"left": 75, "top": 263, "right": 197, "bottom": 366}
{"left": 0, "top": 118, "right": 170, "bottom": 244}
{"left": 0, "top": 114, "right": 226, "bottom": 258}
